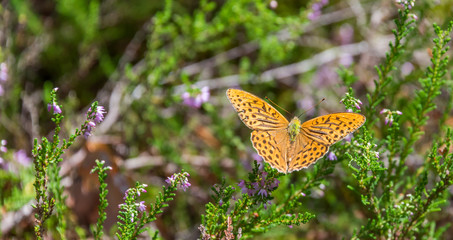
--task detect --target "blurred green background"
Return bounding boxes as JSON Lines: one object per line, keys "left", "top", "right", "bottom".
{"left": 1, "top": 0, "right": 453, "bottom": 239}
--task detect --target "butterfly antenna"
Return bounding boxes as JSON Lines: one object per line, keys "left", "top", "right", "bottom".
{"left": 265, "top": 96, "right": 292, "bottom": 116}
{"left": 298, "top": 98, "right": 326, "bottom": 118}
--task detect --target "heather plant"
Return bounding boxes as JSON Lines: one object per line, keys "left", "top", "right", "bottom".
{"left": 1, "top": 0, "right": 453, "bottom": 239}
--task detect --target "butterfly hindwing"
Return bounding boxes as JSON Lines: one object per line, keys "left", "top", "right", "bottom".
{"left": 251, "top": 130, "right": 288, "bottom": 173}
{"left": 287, "top": 138, "right": 329, "bottom": 172}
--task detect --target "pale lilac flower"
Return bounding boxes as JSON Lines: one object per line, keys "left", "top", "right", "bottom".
{"left": 401, "top": 62, "right": 414, "bottom": 77}
{"left": 0, "top": 63, "right": 7, "bottom": 82}
{"left": 380, "top": 108, "right": 402, "bottom": 126}
{"left": 182, "top": 86, "right": 210, "bottom": 108}
{"left": 166, "top": 171, "right": 191, "bottom": 191}
{"left": 338, "top": 24, "right": 354, "bottom": 45}
{"left": 14, "top": 149, "right": 32, "bottom": 167}
{"left": 47, "top": 103, "right": 62, "bottom": 114}
{"left": 301, "top": 192, "right": 306, "bottom": 197}
{"left": 88, "top": 106, "right": 107, "bottom": 124}
{"left": 219, "top": 199, "right": 223, "bottom": 206}
{"left": 0, "top": 140, "right": 7, "bottom": 153}
{"left": 308, "top": 0, "right": 329, "bottom": 21}
{"left": 328, "top": 151, "right": 337, "bottom": 161}
{"left": 0, "top": 157, "right": 6, "bottom": 170}
{"left": 84, "top": 105, "right": 106, "bottom": 138}
{"left": 288, "top": 225, "right": 293, "bottom": 229}
{"left": 315, "top": 65, "right": 337, "bottom": 87}
{"left": 396, "top": 0, "right": 414, "bottom": 9}
{"left": 137, "top": 201, "right": 146, "bottom": 212}
{"left": 340, "top": 94, "right": 363, "bottom": 110}
{"left": 269, "top": 0, "right": 278, "bottom": 9}
{"left": 344, "top": 134, "right": 352, "bottom": 142}
{"left": 258, "top": 189, "right": 268, "bottom": 197}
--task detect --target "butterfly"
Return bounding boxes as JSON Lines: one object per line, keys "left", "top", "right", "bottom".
{"left": 226, "top": 88, "right": 366, "bottom": 173}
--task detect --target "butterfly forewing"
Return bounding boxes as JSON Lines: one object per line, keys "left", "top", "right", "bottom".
{"left": 301, "top": 113, "right": 365, "bottom": 146}
{"left": 226, "top": 89, "right": 289, "bottom": 131}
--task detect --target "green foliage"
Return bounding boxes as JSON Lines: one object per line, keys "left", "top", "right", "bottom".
{"left": 2, "top": 0, "right": 453, "bottom": 239}
{"left": 90, "top": 160, "right": 111, "bottom": 240}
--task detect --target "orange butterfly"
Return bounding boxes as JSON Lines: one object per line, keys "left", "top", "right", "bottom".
{"left": 227, "top": 89, "right": 365, "bottom": 173}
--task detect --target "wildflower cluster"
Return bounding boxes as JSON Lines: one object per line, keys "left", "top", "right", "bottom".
{"left": 181, "top": 86, "right": 210, "bottom": 108}
{"left": 340, "top": 88, "right": 363, "bottom": 111}
{"left": 115, "top": 170, "right": 190, "bottom": 239}
{"left": 165, "top": 171, "right": 191, "bottom": 191}
{"left": 47, "top": 89, "right": 62, "bottom": 114}
{"left": 396, "top": 0, "right": 414, "bottom": 9}
{"left": 84, "top": 105, "right": 107, "bottom": 138}
{"left": 0, "top": 62, "right": 7, "bottom": 96}
{"left": 32, "top": 88, "right": 108, "bottom": 239}
{"left": 380, "top": 108, "right": 402, "bottom": 126}
{"left": 238, "top": 169, "right": 279, "bottom": 209}
{"left": 307, "top": 0, "right": 328, "bottom": 21}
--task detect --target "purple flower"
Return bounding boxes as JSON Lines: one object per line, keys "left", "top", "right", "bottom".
{"left": 380, "top": 109, "right": 388, "bottom": 114}
{"left": 47, "top": 103, "right": 62, "bottom": 114}
{"left": 0, "top": 140, "right": 6, "bottom": 153}
{"left": 166, "top": 175, "right": 176, "bottom": 184}
{"left": 269, "top": 0, "right": 278, "bottom": 9}
{"left": 219, "top": 199, "right": 223, "bottom": 206}
{"left": 166, "top": 171, "right": 191, "bottom": 191}
{"left": 288, "top": 225, "right": 293, "bottom": 229}
{"left": 328, "top": 151, "right": 337, "bottom": 161}
{"left": 14, "top": 149, "right": 32, "bottom": 167}
{"left": 269, "top": 179, "right": 280, "bottom": 189}
{"left": 137, "top": 201, "right": 146, "bottom": 212}
{"left": 88, "top": 106, "right": 107, "bottom": 124}
{"left": 308, "top": 0, "right": 329, "bottom": 21}
{"left": 338, "top": 24, "right": 354, "bottom": 45}
{"left": 258, "top": 189, "right": 268, "bottom": 197}
{"left": 0, "top": 157, "right": 7, "bottom": 170}
{"left": 84, "top": 105, "right": 106, "bottom": 138}
{"left": 238, "top": 180, "right": 248, "bottom": 194}
{"left": 380, "top": 108, "right": 402, "bottom": 126}
{"left": 401, "top": 62, "right": 414, "bottom": 77}
{"left": 0, "top": 63, "right": 7, "bottom": 82}
{"left": 182, "top": 86, "right": 210, "bottom": 108}
{"left": 396, "top": 0, "right": 414, "bottom": 9}
{"left": 301, "top": 192, "right": 306, "bottom": 197}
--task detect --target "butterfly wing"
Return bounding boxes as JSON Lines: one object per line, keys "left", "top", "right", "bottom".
{"left": 287, "top": 137, "right": 329, "bottom": 172}
{"left": 287, "top": 113, "right": 365, "bottom": 172}
{"left": 226, "top": 89, "right": 289, "bottom": 131}
{"left": 300, "top": 113, "right": 365, "bottom": 146}
{"left": 251, "top": 130, "right": 289, "bottom": 173}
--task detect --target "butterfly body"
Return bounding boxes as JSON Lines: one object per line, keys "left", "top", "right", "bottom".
{"left": 288, "top": 117, "right": 302, "bottom": 142}
{"left": 226, "top": 88, "right": 365, "bottom": 174}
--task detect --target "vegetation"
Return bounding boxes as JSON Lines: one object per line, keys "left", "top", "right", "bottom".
{"left": 1, "top": 0, "right": 452, "bottom": 239}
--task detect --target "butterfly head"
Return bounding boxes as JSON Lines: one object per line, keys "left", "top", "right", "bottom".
{"left": 288, "top": 117, "right": 302, "bottom": 142}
